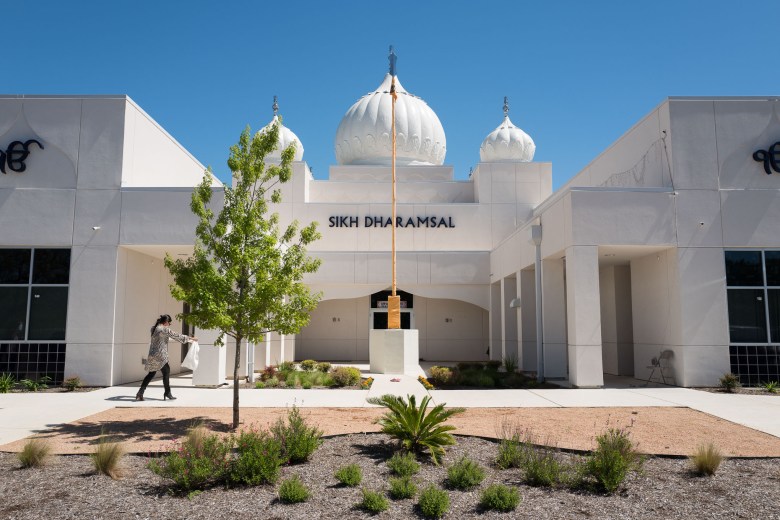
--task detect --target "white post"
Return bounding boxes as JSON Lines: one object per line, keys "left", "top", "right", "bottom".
{"left": 531, "top": 225, "right": 544, "bottom": 383}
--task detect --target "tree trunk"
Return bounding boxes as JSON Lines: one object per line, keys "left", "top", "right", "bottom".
{"left": 232, "top": 335, "right": 242, "bottom": 429}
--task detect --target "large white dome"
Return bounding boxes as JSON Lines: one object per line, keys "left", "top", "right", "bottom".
{"left": 259, "top": 114, "right": 304, "bottom": 162}
{"left": 335, "top": 73, "right": 446, "bottom": 166}
{"left": 480, "top": 112, "right": 535, "bottom": 163}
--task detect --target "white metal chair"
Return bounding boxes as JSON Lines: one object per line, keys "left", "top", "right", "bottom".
{"left": 646, "top": 350, "right": 674, "bottom": 385}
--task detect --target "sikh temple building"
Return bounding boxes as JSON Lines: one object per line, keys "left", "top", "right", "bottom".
{"left": 2, "top": 64, "right": 780, "bottom": 388}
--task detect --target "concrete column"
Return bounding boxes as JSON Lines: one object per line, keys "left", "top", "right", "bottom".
{"left": 519, "top": 268, "right": 537, "bottom": 372}
{"left": 489, "top": 281, "right": 502, "bottom": 360}
{"left": 566, "top": 245, "right": 604, "bottom": 387}
{"left": 502, "top": 276, "right": 519, "bottom": 364}
{"left": 542, "top": 258, "right": 567, "bottom": 377}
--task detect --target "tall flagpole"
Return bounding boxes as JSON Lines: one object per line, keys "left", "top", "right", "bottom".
{"left": 388, "top": 46, "right": 401, "bottom": 330}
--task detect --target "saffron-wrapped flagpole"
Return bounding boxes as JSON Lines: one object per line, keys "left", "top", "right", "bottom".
{"left": 387, "top": 46, "right": 401, "bottom": 329}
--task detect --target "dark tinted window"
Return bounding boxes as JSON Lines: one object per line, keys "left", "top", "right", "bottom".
{"left": 727, "top": 289, "right": 767, "bottom": 343}
{"left": 768, "top": 290, "right": 780, "bottom": 343}
{"left": 0, "top": 249, "right": 31, "bottom": 284}
{"left": 765, "top": 252, "right": 780, "bottom": 286}
{"left": 0, "top": 287, "right": 28, "bottom": 339}
{"left": 725, "top": 251, "right": 763, "bottom": 286}
{"left": 32, "top": 249, "right": 71, "bottom": 284}
{"left": 28, "top": 287, "right": 68, "bottom": 340}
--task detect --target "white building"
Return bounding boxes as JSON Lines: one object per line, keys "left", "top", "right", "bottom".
{"left": 2, "top": 80, "right": 779, "bottom": 388}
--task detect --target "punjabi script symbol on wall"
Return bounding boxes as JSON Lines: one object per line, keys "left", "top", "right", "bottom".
{"left": 0, "top": 140, "right": 44, "bottom": 174}
{"left": 753, "top": 141, "right": 780, "bottom": 175}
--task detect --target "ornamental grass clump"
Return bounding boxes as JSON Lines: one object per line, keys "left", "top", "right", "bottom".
{"left": 278, "top": 475, "right": 310, "bottom": 503}
{"left": 719, "top": 372, "right": 741, "bottom": 393}
{"left": 229, "top": 427, "right": 285, "bottom": 485}
{"left": 417, "top": 484, "right": 449, "bottom": 519}
{"left": 63, "top": 376, "right": 82, "bottom": 391}
{"left": 387, "top": 451, "right": 421, "bottom": 477}
{"left": 479, "top": 483, "right": 521, "bottom": 512}
{"left": 689, "top": 443, "right": 724, "bottom": 476}
{"left": 270, "top": 406, "right": 323, "bottom": 464}
{"left": 92, "top": 435, "right": 125, "bottom": 479}
{"left": 149, "top": 425, "right": 231, "bottom": 492}
{"left": 18, "top": 438, "right": 51, "bottom": 468}
{"left": 367, "top": 394, "right": 464, "bottom": 465}
{"left": 0, "top": 372, "right": 15, "bottom": 393}
{"left": 389, "top": 476, "right": 417, "bottom": 499}
{"left": 334, "top": 463, "right": 362, "bottom": 487}
{"left": 446, "top": 456, "right": 485, "bottom": 490}
{"left": 359, "top": 488, "right": 389, "bottom": 514}
{"left": 585, "top": 427, "right": 643, "bottom": 493}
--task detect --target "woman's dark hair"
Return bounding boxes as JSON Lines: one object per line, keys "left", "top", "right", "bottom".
{"left": 151, "top": 314, "right": 173, "bottom": 336}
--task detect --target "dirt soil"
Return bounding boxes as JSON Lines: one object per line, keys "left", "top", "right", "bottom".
{"left": 2, "top": 406, "right": 780, "bottom": 457}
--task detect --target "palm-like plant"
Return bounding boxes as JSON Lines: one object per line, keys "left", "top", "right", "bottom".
{"left": 366, "top": 394, "right": 464, "bottom": 464}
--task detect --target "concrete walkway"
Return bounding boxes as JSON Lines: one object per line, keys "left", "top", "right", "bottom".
{"left": 1, "top": 367, "right": 780, "bottom": 447}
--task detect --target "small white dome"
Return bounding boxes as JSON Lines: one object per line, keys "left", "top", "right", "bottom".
{"left": 335, "top": 73, "right": 446, "bottom": 166}
{"left": 480, "top": 114, "right": 535, "bottom": 163}
{"left": 259, "top": 114, "right": 304, "bottom": 162}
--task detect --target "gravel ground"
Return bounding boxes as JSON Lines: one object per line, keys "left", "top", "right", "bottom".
{"left": 1, "top": 434, "right": 779, "bottom": 520}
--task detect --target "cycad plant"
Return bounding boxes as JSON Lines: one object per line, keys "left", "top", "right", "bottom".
{"left": 366, "top": 394, "right": 464, "bottom": 464}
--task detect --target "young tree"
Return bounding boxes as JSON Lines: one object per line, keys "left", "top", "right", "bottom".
{"left": 165, "top": 120, "right": 321, "bottom": 429}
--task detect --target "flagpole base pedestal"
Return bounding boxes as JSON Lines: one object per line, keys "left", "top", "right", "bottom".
{"left": 192, "top": 344, "right": 226, "bottom": 386}
{"left": 369, "top": 329, "right": 419, "bottom": 376}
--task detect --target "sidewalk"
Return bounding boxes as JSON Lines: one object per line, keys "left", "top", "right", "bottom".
{"left": 1, "top": 367, "right": 779, "bottom": 447}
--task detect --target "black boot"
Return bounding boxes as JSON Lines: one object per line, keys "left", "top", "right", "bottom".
{"left": 163, "top": 391, "right": 176, "bottom": 401}
{"left": 135, "top": 389, "right": 145, "bottom": 401}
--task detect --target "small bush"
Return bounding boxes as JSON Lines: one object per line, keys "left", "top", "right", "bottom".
{"left": 63, "top": 376, "right": 82, "bottom": 391}
{"left": 359, "top": 488, "right": 389, "bottom": 514}
{"left": 719, "top": 372, "right": 741, "bottom": 393}
{"left": 418, "top": 375, "right": 434, "bottom": 390}
{"left": 316, "top": 361, "right": 331, "bottom": 373}
{"left": 387, "top": 451, "right": 420, "bottom": 477}
{"left": 480, "top": 484, "right": 520, "bottom": 512}
{"left": 20, "top": 375, "right": 52, "bottom": 392}
{"left": 689, "top": 443, "right": 724, "bottom": 476}
{"left": 389, "top": 476, "right": 417, "bottom": 499}
{"left": 762, "top": 380, "right": 779, "bottom": 393}
{"left": 279, "top": 361, "right": 296, "bottom": 373}
{"left": 522, "top": 444, "right": 565, "bottom": 487}
{"left": 149, "top": 425, "right": 231, "bottom": 492}
{"left": 302, "top": 381, "right": 312, "bottom": 389}
{"left": 285, "top": 379, "right": 296, "bottom": 388}
{"left": 18, "top": 438, "right": 51, "bottom": 468}
{"left": 457, "top": 370, "right": 495, "bottom": 388}
{"left": 334, "top": 463, "right": 362, "bottom": 486}
{"left": 496, "top": 434, "right": 524, "bottom": 469}
{"left": 456, "top": 362, "right": 483, "bottom": 372}
{"left": 485, "top": 360, "right": 502, "bottom": 372}
{"left": 278, "top": 474, "right": 310, "bottom": 503}
{"left": 503, "top": 354, "right": 518, "bottom": 373}
{"left": 260, "top": 365, "right": 277, "bottom": 382}
{"left": 417, "top": 484, "right": 449, "bottom": 519}
{"left": 255, "top": 381, "right": 265, "bottom": 389}
{"left": 300, "top": 359, "right": 317, "bottom": 372}
{"left": 92, "top": 435, "right": 124, "bottom": 479}
{"left": 428, "top": 366, "right": 453, "bottom": 386}
{"left": 360, "top": 377, "right": 374, "bottom": 389}
{"left": 230, "top": 427, "right": 285, "bottom": 485}
{"left": 585, "top": 428, "right": 642, "bottom": 493}
{"left": 330, "top": 366, "right": 361, "bottom": 387}
{"left": 265, "top": 377, "right": 280, "bottom": 388}
{"left": 270, "top": 406, "right": 323, "bottom": 464}
{"left": 0, "top": 372, "right": 15, "bottom": 393}
{"left": 446, "top": 456, "right": 485, "bottom": 490}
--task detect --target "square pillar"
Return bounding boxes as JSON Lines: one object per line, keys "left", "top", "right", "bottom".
{"left": 489, "top": 281, "right": 502, "bottom": 361}
{"left": 519, "top": 268, "right": 537, "bottom": 372}
{"left": 566, "top": 245, "right": 604, "bottom": 387}
{"left": 502, "top": 276, "right": 519, "bottom": 364}
{"left": 542, "top": 258, "right": 567, "bottom": 377}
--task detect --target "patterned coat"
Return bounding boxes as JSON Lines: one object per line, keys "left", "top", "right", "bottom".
{"left": 145, "top": 325, "right": 190, "bottom": 372}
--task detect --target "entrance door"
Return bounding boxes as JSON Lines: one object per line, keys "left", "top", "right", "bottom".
{"left": 372, "top": 310, "right": 412, "bottom": 329}
{"left": 370, "top": 289, "right": 414, "bottom": 330}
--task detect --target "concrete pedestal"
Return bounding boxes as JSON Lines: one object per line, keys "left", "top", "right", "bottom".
{"left": 192, "top": 344, "right": 226, "bottom": 386}
{"left": 369, "top": 329, "right": 419, "bottom": 375}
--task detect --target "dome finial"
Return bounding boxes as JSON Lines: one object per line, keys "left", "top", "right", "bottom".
{"left": 503, "top": 96, "right": 509, "bottom": 118}
{"left": 388, "top": 45, "right": 397, "bottom": 77}
{"left": 272, "top": 95, "right": 279, "bottom": 116}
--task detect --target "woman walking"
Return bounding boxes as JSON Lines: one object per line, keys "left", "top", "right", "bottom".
{"left": 136, "top": 314, "right": 197, "bottom": 401}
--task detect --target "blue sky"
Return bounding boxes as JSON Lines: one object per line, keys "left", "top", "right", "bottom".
{"left": 6, "top": 1, "right": 776, "bottom": 189}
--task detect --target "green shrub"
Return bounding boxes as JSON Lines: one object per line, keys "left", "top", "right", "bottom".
{"left": 229, "top": 428, "right": 285, "bottom": 485}
{"left": 285, "top": 379, "right": 297, "bottom": 388}
{"left": 456, "top": 362, "right": 483, "bottom": 372}
{"left": 480, "top": 484, "right": 520, "bottom": 512}
{"left": 278, "top": 474, "right": 310, "bottom": 503}
{"left": 521, "top": 444, "right": 565, "bottom": 487}
{"left": 585, "top": 428, "right": 642, "bottom": 493}
{"left": 63, "top": 376, "right": 82, "bottom": 391}
{"left": 762, "top": 380, "right": 778, "bottom": 393}
{"left": 18, "top": 438, "right": 51, "bottom": 468}
{"left": 279, "top": 361, "right": 296, "bottom": 373}
{"left": 260, "top": 365, "right": 277, "bottom": 381}
{"left": 302, "top": 381, "right": 312, "bottom": 389}
{"left": 316, "top": 361, "right": 331, "bottom": 373}
{"left": 265, "top": 377, "right": 280, "bottom": 388}
{"left": 330, "top": 366, "right": 361, "bottom": 387}
{"left": 149, "top": 426, "right": 231, "bottom": 492}
{"left": 496, "top": 434, "right": 524, "bottom": 469}
{"left": 387, "top": 451, "right": 420, "bottom": 477}
{"left": 428, "top": 366, "right": 454, "bottom": 386}
{"left": 334, "top": 463, "right": 362, "bottom": 486}
{"left": 446, "top": 456, "right": 485, "bottom": 490}
{"left": 270, "top": 406, "right": 323, "bottom": 464}
{"left": 367, "top": 394, "right": 464, "bottom": 465}
{"left": 689, "top": 443, "right": 724, "bottom": 476}
{"left": 255, "top": 381, "right": 265, "bottom": 389}
{"left": 359, "top": 488, "right": 389, "bottom": 513}
{"left": 485, "top": 360, "right": 502, "bottom": 372}
{"left": 0, "top": 373, "right": 15, "bottom": 393}
{"left": 502, "top": 354, "right": 518, "bottom": 373}
{"left": 300, "top": 359, "right": 317, "bottom": 372}
{"left": 417, "top": 484, "right": 449, "bottom": 519}
{"left": 457, "top": 370, "right": 495, "bottom": 388}
{"left": 389, "top": 476, "right": 417, "bottom": 499}
{"left": 719, "top": 372, "right": 741, "bottom": 393}
{"left": 91, "top": 435, "right": 124, "bottom": 479}
{"left": 20, "top": 375, "right": 52, "bottom": 392}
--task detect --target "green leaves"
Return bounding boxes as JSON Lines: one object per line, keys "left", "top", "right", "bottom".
{"left": 366, "top": 394, "right": 464, "bottom": 465}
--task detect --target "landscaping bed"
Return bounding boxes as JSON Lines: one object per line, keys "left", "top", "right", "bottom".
{"left": 426, "top": 362, "right": 557, "bottom": 390}
{"left": 249, "top": 361, "right": 372, "bottom": 390}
